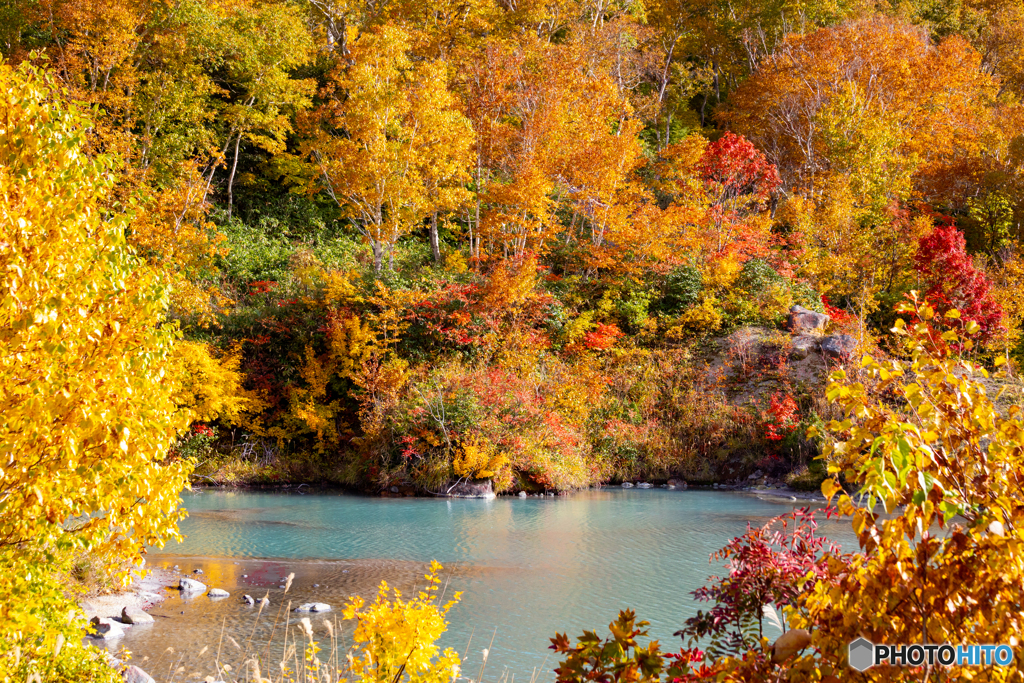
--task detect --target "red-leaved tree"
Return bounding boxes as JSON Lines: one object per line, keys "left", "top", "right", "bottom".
{"left": 914, "top": 223, "right": 1003, "bottom": 343}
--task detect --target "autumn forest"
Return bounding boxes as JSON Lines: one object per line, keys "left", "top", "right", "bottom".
{"left": 3, "top": 0, "right": 1024, "bottom": 679}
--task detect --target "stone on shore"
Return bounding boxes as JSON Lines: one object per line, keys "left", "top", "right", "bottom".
{"left": 178, "top": 577, "right": 206, "bottom": 594}
{"left": 122, "top": 665, "right": 156, "bottom": 683}
{"left": 445, "top": 478, "right": 496, "bottom": 499}
{"left": 208, "top": 588, "right": 230, "bottom": 598}
{"left": 295, "top": 602, "right": 332, "bottom": 613}
{"left": 89, "top": 616, "right": 126, "bottom": 640}
{"left": 121, "top": 606, "right": 153, "bottom": 625}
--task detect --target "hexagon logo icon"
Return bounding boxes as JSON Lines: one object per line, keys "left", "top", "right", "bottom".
{"left": 849, "top": 638, "right": 875, "bottom": 671}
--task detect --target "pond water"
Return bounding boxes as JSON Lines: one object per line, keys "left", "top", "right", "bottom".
{"left": 118, "top": 489, "right": 853, "bottom": 682}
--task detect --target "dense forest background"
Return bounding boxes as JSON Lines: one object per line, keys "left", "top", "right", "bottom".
{"left": 4, "top": 0, "right": 1022, "bottom": 493}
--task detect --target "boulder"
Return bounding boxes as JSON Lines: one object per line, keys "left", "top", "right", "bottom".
{"left": 621, "top": 482, "right": 634, "bottom": 488}
{"left": 178, "top": 577, "right": 207, "bottom": 594}
{"left": 636, "top": 482, "right": 653, "bottom": 489}
{"left": 122, "top": 665, "right": 156, "bottom": 683}
{"left": 242, "top": 594, "right": 255, "bottom": 605}
{"left": 89, "top": 616, "right": 126, "bottom": 640}
{"left": 120, "top": 606, "right": 153, "bottom": 625}
{"left": 666, "top": 478, "right": 687, "bottom": 490}
{"left": 295, "top": 603, "right": 332, "bottom": 613}
{"left": 820, "top": 334, "right": 856, "bottom": 361}
{"left": 771, "top": 628, "right": 812, "bottom": 664}
{"left": 789, "top": 334, "right": 820, "bottom": 360}
{"left": 208, "top": 588, "right": 230, "bottom": 598}
{"left": 785, "top": 306, "right": 830, "bottom": 334}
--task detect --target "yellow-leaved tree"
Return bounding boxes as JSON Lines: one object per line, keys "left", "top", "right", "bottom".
{"left": 303, "top": 25, "right": 474, "bottom": 273}
{"left": 0, "top": 62, "right": 191, "bottom": 678}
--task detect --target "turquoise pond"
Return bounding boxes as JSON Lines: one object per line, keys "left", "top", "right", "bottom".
{"left": 116, "top": 489, "right": 854, "bottom": 682}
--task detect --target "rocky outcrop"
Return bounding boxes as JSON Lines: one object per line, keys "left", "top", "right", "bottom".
{"left": 788, "top": 334, "right": 820, "bottom": 360}
{"left": 820, "top": 334, "right": 856, "bottom": 360}
{"left": 785, "top": 306, "right": 830, "bottom": 334}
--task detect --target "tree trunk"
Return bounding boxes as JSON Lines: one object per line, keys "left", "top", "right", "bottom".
{"left": 371, "top": 240, "right": 384, "bottom": 274}
{"left": 430, "top": 211, "right": 441, "bottom": 263}
{"left": 226, "top": 131, "right": 243, "bottom": 222}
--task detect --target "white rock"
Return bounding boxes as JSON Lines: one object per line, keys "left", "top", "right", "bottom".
{"left": 89, "top": 616, "right": 126, "bottom": 640}
{"left": 122, "top": 665, "right": 156, "bottom": 683}
{"left": 242, "top": 594, "right": 255, "bottom": 605}
{"left": 179, "top": 577, "right": 206, "bottom": 594}
{"left": 621, "top": 482, "right": 634, "bottom": 488}
{"left": 295, "top": 602, "right": 332, "bottom": 613}
{"left": 636, "top": 482, "right": 653, "bottom": 489}
{"left": 518, "top": 491, "right": 527, "bottom": 498}
{"left": 208, "top": 588, "right": 230, "bottom": 598}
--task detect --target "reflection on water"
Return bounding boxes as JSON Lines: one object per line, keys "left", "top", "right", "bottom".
{"left": 118, "top": 489, "right": 854, "bottom": 682}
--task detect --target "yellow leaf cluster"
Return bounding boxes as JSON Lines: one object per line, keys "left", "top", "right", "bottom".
{"left": 344, "top": 561, "right": 463, "bottom": 683}
{"left": 0, "top": 62, "right": 190, "bottom": 660}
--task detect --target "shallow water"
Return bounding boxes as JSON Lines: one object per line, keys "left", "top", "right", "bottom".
{"left": 116, "top": 489, "right": 854, "bottom": 682}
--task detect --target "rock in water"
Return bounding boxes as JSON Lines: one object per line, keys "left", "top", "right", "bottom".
{"left": 121, "top": 606, "right": 153, "bottom": 625}
{"left": 178, "top": 577, "right": 206, "bottom": 594}
{"left": 242, "top": 594, "right": 255, "bottom": 605}
{"left": 517, "top": 491, "right": 527, "bottom": 498}
{"left": 820, "top": 334, "right": 856, "bottom": 361}
{"left": 208, "top": 588, "right": 230, "bottom": 598}
{"left": 259, "top": 596, "right": 270, "bottom": 607}
{"left": 666, "top": 478, "right": 687, "bottom": 490}
{"left": 295, "top": 603, "right": 332, "bottom": 613}
{"left": 636, "top": 482, "right": 653, "bottom": 489}
{"left": 89, "top": 616, "right": 125, "bottom": 640}
{"left": 785, "top": 305, "right": 830, "bottom": 334}
{"left": 621, "top": 482, "right": 634, "bottom": 488}
{"left": 122, "top": 665, "right": 156, "bottom": 683}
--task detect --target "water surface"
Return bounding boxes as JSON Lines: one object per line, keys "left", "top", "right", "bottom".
{"left": 121, "top": 489, "right": 853, "bottom": 682}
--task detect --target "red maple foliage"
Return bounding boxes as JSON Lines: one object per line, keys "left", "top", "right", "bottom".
{"left": 583, "top": 322, "right": 625, "bottom": 350}
{"left": 763, "top": 392, "right": 798, "bottom": 441}
{"left": 914, "top": 223, "right": 1003, "bottom": 342}
{"left": 698, "top": 132, "right": 782, "bottom": 207}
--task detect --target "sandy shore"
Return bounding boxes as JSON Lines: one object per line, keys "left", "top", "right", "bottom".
{"left": 79, "top": 565, "right": 180, "bottom": 620}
